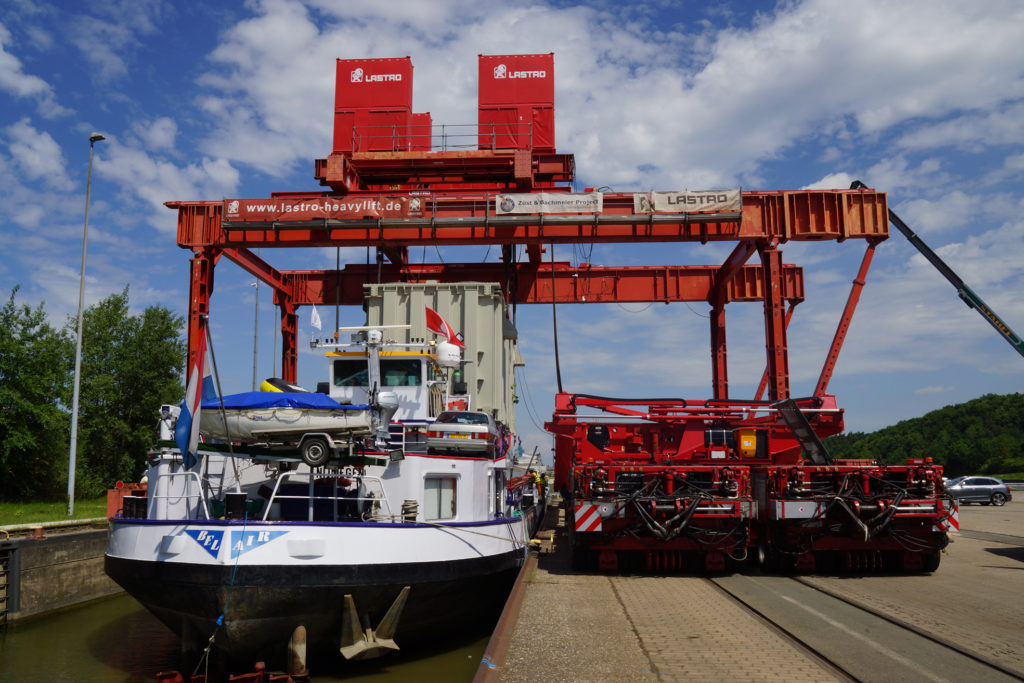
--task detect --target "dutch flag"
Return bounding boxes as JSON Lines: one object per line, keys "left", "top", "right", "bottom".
{"left": 175, "top": 330, "right": 216, "bottom": 468}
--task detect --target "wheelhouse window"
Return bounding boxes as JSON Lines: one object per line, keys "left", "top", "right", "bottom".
{"left": 424, "top": 477, "right": 457, "bottom": 521}
{"left": 333, "top": 358, "right": 421, "bottom": 387}
{"left": 381, "top": 358, "right": 422, "bottom": 387}
{"left": 333, "top": 359, "right": 368, "bottom": 387}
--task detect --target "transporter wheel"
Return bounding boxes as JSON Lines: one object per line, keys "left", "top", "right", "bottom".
{"left": 922, "top": 552, "right": 941, "bottom": 572}
{"left": 301, "top": 436, "right": 331, "bottom": 467}
{"left": 754, "top": 542, "right": 779, "bottom": 573}
{"left": 991, "top": 492, "right": 1007, "bottom": 506}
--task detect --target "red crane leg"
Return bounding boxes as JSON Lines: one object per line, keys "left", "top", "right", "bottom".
{"left": 711, "top": 300, "right": 728, "bottom": 400}
{"left": 754, "top": 303, "right": 796, "bottom": 401}
{"left": 760, "top": 245, "right": 790, "bottom": 401}
{"left": 280, "top": 299, "right": 298, "bottom": 384}
{"left": 814, "top": 241, "right": 878, "bottom": 397}
{"left": 186, "top": 248, "right": 219, "bottom": 373}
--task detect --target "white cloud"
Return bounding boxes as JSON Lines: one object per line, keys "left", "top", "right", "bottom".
{"left": 896, "top": 101, "right": 1024, "bottom": 152}
{"left": 897, "top": 191, "right": 984, "bottom": 235}
{"left": 1005, "top": 153, "right": 1024, "bottom": 172}
{"left": 915, "top": 385, "right": 953, "bottom": 395}
{"left": 94, "top": 140, "right": 240, "bottom": 232}
{"left": 858, "top": 156, "right": 952, "bottom": 195}
{"left": 802, "top": 172, "right": 855, "bottom": 190}
{"left": 3, "top": 117, "right": 74, "bottom": 190}
{"left": 132, "top": 117, "right": 178, "bottom": 152}
{"left": 185, "top": 0, "right": 1024, "bottom": 195}
{"left": 67, "top": 0, "right": 165, "bottom": 83}
{"left": 7, "top": 0, "right": 1024, "bottom": 438}
{"left": 928, "top": 218, "right": 1024, "bottom": 290}
{"left": 0, "top": 23, "right": 70, "bottom": 118}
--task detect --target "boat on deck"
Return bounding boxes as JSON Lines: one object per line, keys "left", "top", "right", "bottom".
{"left": 197, "top": 390, "right": 373, "bottom": 445}
{"left": 104, "top": 320, "right": 544, "bottom": 669}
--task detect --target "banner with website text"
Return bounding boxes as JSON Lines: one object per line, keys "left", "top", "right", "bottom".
{"left": 222, "top": 196, "right": 426, "bottom": 222}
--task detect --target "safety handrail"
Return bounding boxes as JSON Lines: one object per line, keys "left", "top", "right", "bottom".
{"left": 152, "top": 471, "right": 211, "bottom": 520}
{"left": 350, "top": 121, "right": 535, "bottom": 153}
{"left": 264, "top": 472, "right": 393, "bottom": 521}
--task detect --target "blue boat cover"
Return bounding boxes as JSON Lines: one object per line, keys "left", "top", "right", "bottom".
{"left": 201, "top": 391, "right": 370, "bottom": 411}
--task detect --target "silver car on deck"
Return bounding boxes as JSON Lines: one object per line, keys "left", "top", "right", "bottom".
{"left": 426, "top": 411, "right": 498, "bottom": 456}
{"left": 945, "top": 476, "right": 1012, "bottom": 506}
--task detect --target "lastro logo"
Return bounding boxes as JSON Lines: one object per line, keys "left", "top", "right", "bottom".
{"left": 494, "top": 64, "right": 506, "bottom": 79}
{"left": 351, "top": 68, "right": 363, "bottom": 83}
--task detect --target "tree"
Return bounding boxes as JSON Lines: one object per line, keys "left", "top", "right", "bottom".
{"left": 0, "top": 287, "right": 73, "bottom": 500}
{"left": 70, "top": 288, "right": 185, "bottom": 497}
{"left": 823, "top": 392, "right": 1024, "bottom": 477}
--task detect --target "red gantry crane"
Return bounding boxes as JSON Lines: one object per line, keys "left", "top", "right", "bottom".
{"left": 168, "top": 53, "right": 957, "bottom": 574}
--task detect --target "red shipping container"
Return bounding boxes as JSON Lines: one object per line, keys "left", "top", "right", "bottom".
{"left": 411, "top": 112, "right": 432, "bottom": 151}
{"left": 334, "top": 57, "right": 414, "bottom": 153}
{"left": 478, "top": 53, "right": 555, "bottom": 151}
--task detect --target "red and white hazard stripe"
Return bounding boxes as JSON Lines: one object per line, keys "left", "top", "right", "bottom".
{"left": 574, "top": 500, "right": 603, "bottom": 532}
{"left": 933, "top": 503, "right": 960, "bottom": 533}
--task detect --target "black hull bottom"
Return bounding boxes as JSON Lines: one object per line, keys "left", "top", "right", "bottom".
{"left": 105, "top": 550, "right": 522, "bottom": 663}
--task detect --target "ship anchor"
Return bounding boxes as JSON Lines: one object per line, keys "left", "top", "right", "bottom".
{"left": 339, "top": 586, "right": 410, "bottom": 660}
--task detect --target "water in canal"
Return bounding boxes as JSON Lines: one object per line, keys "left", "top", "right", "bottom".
{"left": 0, "top": 593, "right": 491, "bottom": 682}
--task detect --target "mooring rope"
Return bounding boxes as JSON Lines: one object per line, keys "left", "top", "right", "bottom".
{"left": 192, "top": 507, "right": 248, "bottom": 677}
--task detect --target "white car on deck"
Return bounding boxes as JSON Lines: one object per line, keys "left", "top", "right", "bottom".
{"left": 426, "top": 411, "right": 498, "bottom": 456}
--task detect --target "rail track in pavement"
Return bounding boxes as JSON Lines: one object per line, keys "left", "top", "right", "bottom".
{"left": 709, "top": 571, "right": 1024, "bottom": 682}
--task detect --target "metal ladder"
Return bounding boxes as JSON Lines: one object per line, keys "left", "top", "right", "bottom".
{"left": 0, "top": 545, "right": 9, "bottom": 628}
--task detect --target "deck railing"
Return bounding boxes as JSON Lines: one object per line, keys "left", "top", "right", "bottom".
{"left": 350, "top": 122, "right": 535, "bottom": 153}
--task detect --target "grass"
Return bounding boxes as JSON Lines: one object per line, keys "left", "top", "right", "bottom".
{"left": 0, "top": 495, "right": 108, "bottom": 527}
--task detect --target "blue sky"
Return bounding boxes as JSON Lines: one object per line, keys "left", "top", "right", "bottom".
{"left": 3, "top": 0, "right": 1023, "bottom": 459}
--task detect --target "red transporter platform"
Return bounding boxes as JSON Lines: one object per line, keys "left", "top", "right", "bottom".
{"left": 548, "top": 395, "right": 760, "bottom": 573}
{"left": 548, "top": 393, "right": 957, "bottom": 573}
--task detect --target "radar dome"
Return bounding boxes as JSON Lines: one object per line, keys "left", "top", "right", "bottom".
{"left": 435, "top": 341, "right": 462, "bottom": 367}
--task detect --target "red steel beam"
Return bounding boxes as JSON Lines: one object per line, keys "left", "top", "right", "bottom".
{"left": 277, "top": 262, "right": 804, "bottom": 306}
{"left": 170, "top": 190, "right": 888, "bottom": 250}
{"left": 760, "top": 245, "right": 790, "bottom": 401}
{"left": 314, "top": 150, "right": 575, "bottom": 190}
{"left": 220, "top": 248, "right": 292, "bottom": 295}
{"left": 814, "top": 240, "right": 880, "bottom": 397}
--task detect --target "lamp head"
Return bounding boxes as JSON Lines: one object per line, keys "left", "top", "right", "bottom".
{"left": 89, "top": 133, "right": 105, "bottom": 143}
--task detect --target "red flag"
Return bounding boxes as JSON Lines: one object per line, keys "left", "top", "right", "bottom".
{"left": 425, "top": 306, "right": 464, "bottom": 347}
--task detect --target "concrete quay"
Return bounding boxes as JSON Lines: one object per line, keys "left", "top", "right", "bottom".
{"left": 477, "top": 500, "right": 1024, "bottom": 682}
{"left": 477, "top": 502, "right": 838, "bottom": 682}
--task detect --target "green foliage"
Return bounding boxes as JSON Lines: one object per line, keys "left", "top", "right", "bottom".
{"left": 824, "top": 393, "right": 1024, "bottom": 477}
{"left": 0, "top": 287, "right": 73, "bottom": 500}
{"left": 69, "top": 287, "right": 185, "bottom": 497}
{"left": 0, "top": 285, "right": 184, "bottom": 503}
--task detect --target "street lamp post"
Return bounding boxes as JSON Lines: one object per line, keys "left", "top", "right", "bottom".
{"left": 68, "top": 132, "right": 104, "bottom": 516}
